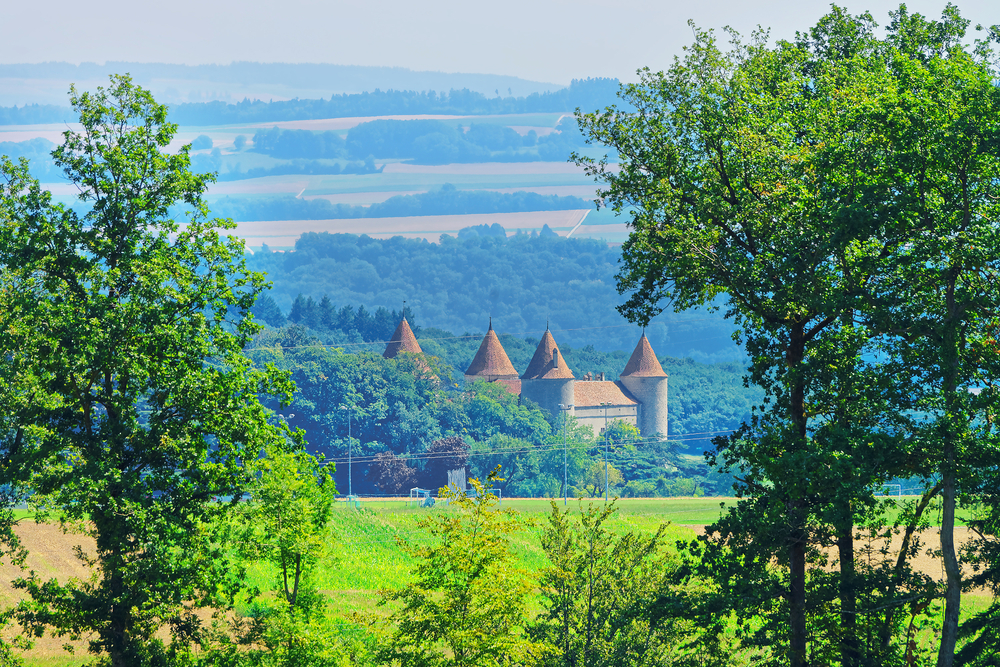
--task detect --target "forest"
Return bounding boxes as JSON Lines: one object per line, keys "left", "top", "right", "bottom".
{"left": 208, "top": 185, "right": 590, "bottom": 221}
{"left": 0, "top": 76, "right": 623, "bottom": 125}
{"left": 245, "top": 230, "right": 741, "bottom": 362}
{"left": 249, "top": 293, "right": 758, "bottom": 471}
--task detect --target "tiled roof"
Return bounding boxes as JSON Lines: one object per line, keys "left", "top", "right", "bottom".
{"left": 620, "top": 334, "right": 667, "bottom": 377}
{"left": 465, "top": 323, "right": 519, "bottom": 378}
{"left": 574, "top": 381, "right": 638, "bottom": 406}
{"left": 491, "top": 377, "right": 522, "bottom": 396}
{"left": 522, "top": 329, "right": 574, "bottom": 380}
{"left": 383, "top": 318, "right": 423, "bottom": 359}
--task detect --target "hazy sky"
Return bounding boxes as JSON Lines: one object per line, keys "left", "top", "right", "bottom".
{"left": 3, "top": 0, "right": 995, "bottom": 85}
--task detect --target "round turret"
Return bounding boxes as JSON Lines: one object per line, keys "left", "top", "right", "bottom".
{"left": 520, "top": 329, "right": 575, "bottom": 416}
{"left": 618, "top": 334, "right": 668, "bottom": 439}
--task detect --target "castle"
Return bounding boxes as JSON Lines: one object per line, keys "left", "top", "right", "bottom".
{"left": 383, "top": 318, "right": 668, "bottom": 440}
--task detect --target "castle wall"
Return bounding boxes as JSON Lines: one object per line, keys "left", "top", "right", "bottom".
{"left": 573, "top": 404, "right": 638, "bottom": 435}
{"left": 520, "top": 378, "right": 575, "bottom": 417}
{"left": 619, "top": 375, "right": 668, "bottom": 439}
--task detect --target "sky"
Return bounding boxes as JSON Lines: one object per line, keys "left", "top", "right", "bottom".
{"left": 2, "top": 0, "right": 995, "bottom": 86}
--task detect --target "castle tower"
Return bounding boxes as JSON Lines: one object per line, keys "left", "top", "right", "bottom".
{"left": 465, "top": 320, "right": 521, "bottom": 394}
{"left": 618, "top": 334, "right": 668, "bottom": 439}
{"left": 383, "top": 317, "right": 422, "bottom": 359}
{"left": 520, "top": 327, "right": 575, "bottom": 416}
{"left": 384, "top": 316, "right": 432, "bottom": 375}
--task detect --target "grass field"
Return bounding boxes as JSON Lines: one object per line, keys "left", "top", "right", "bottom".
{"left": 6, "top": 496, "right": 997, "bottom": 666}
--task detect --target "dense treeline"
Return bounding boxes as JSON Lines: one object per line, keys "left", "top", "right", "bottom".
{"left": 249, "top": 116, "right": 590, "bottom": 164}
{"left": 244, "top": 323, "right": 733, "bottom": 498}
{"left": 170, "top": 78, "right": 622, "bottom": 125}
{"left": 246, "top": 231, "right": 740, "bottom": 362}
{"left": 252, "top": 126, "right": 348, "bottom": 159}
{"left": 0, "top": 78, "right": 621, "bottom": 126}
{"left": 251, "top": 293, "right": 758, "bottom": 449}
{"left": 0, "top": 104, "right": 71, "bottom": 125}
{"left": 210, "top": 185, "right": 589, "bottom": 221}
{"left": 0, "top": 137, "right": 62, "bottom": 180}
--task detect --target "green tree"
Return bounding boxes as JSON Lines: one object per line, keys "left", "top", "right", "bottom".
{"left": 863, "top": 8, "right": 1000, "bottom": 663}
{"left": 0, "top": 76, "right": 293, "bottom": 666}
{"left": 233, "top": 445, "right": 339, "bottom": 666}
{"left": 530, "top": 501, "right": 710, "bottom": 667}
{"left": 377, "top": 470, "right": 548, "bottom": 666}
{"left": 573, "top": 8, "right": 947, "bottom": 665}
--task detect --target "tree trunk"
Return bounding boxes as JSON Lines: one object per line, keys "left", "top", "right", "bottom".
{"left": 787, "top": 323, "right": 809, "bottom": 667}
{"left": 937, "top": 464, "right": 961, "bottom": 667}
{"left": 790, "top": 532, "right": 808, "bottom": 667}
{"left": 838, "top": 511, "right": 860, "bottom": 667}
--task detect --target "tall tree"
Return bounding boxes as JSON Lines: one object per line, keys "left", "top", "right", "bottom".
{"left": 0, "top": 76, "right": 293, "bottom": 666}
{"left": 573, "top": 8, "right": 931, "bottom": 664}
{"left": 869, "top": 7, "right": 1000, "bottom": 663}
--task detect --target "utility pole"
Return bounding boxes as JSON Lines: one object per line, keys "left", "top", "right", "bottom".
{"left": 558, "top": 403, "right": 573, "bottom": 506}
{"left": 602, "top": 402, "right": 609, "bottom": 502}
{"left": 339, "top": 404, "right": 353, "bottom": 501}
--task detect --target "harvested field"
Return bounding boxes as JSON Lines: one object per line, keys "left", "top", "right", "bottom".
{"left": 234, "top": 209, "right": 590, "bottom": 248}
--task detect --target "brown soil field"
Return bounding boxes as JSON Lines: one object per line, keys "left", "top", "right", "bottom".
{"left": 235, "top": 210, "right": 590, "bottom": 247}
{"left": 682, "top": 524, "right": 984, "bottom": 588}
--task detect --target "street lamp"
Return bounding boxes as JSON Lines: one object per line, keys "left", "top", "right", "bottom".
{"left": 558, "top": 403, "right": 573, "bottom": 506}
{"left": 338, "top": 405, "right": 353, "bottom": 499}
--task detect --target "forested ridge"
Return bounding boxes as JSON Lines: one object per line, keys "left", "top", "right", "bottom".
{"left": 0, "top": 77, "right": 622, "bottom": 126}
{"left": 246, "top": 230, "right": 741, "bottom": 362}
{"left": 210, "top": 185, "right": 590, "bottom": 221}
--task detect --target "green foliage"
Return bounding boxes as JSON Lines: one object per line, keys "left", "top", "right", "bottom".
{"left": 221, "top": 446, "right": 344, "bottom": 667}
{"left": 208, "top": 186, "right": 589, "bottom": 222}
{"left": 376, "top": 470, "right": 550, "bottom": 667}
{"left": 574, "top": 4, "right": 1000, "bottom": 666}
{"left": 247, "top": 231, "right": 740, "bottom": 361}
{"left": 530, "top": 501, "right": 721, "bottom": 667}
{"left": 0, "top": 75, "right": 293, "bottom": 666}
{"left": 163, "top": 78, "right": 624, "bottom": 126}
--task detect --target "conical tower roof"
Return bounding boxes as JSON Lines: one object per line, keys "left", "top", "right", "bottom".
{"left": 522, "top": 328, "right": 574, "bottom": 380}
{"left": 465, "top": 321, "right": 518, "bottom": 378}
{"left": 384, "top": 317, "right": 423, "bottom": 359}
{"left": 620, "top": 334, "right": 666, "bottom": 377}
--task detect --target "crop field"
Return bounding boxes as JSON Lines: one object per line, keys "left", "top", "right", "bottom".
{"left": 2, "top": 496, "right": 994, "bottom": 666}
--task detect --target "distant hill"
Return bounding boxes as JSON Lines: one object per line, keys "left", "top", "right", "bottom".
{"left": 0, "top": 61, "right": 563, "bottom": 108}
